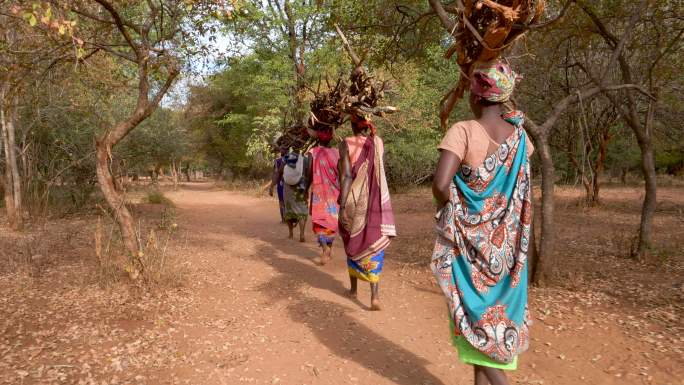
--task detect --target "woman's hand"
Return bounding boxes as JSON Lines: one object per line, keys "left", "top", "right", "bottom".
{"left": 432, "top": 150, "right": 461, "bottom": 207}
{"left": 338, "top": 205, "right": 350, "bottom": 230}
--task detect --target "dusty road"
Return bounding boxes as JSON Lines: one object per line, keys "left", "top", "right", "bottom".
{"left": 155, "top": 183, "right": 681, "bottom": 385}
{"left": 4, "top": 182, "right": 679, "bottom": 384}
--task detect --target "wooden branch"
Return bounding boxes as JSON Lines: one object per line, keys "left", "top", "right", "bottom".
{"left": 93, "top": 0, "right": 140, "bottom": 57}
{"left": 269, "top": 0, "right": 290, "bottom": 38}
{"left": 599, "top": 0, "right": 647, "bottom": 82}
{"left": 84, "top": 41, "right": 137, "bottom": 62}
{"left": 648, "top": 27, "right": 684, "bottom": 81}
{"left": 518, "top": 0, "right": 575, "bottom": 30}
{"left": 334, "top": 24, "right": 361, "bottom": 67}
{"left": 577, "top": 2, "right": 618, "bottom": 47}
{"left": 478, "top": 0, "right": 520, "bottom": 21}
{"left": 538, "top": 84, "right": 652, "bottom": 135}
{"left": 427, "top": 0, "right": 457, "bottom": 35}
{"left": 107, "top": 63, "right": 179, "bottom": 145}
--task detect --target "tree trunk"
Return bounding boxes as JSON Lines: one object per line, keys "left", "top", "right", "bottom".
{"left": 185, "top": 163, "right": 191, "bottom": 182}
{"left": 532, "top": 136, "right": 555, "bottom": 285}
{"left": 171, "top": 160, "right": 178, "bottom": 190}
{"left": 635, "top": 97, "right": 658, "bottom": 258}
{"left": 589, "top": 130, "right": 611, "bottom": 206}
{"left": 283, "top": 0, "right": 306, "bottom": 125}
{"left": 95, "top": 138, "right": 139, "bottom": 263}
{"left": 528, "top": 187, "right": 539, "bottom": 282}
{"left": 0, "top": 90, "right": 23, "bottom": 230}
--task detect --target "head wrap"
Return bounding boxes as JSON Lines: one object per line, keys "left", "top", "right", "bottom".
{"left": 350, "top": 114, "right": 377, "bottom": 136}
{"left": 316, "top": 126, "right": 333, "bottom": 142}
{"left": 470, "top": 61, "right": 520, "bottom": 103}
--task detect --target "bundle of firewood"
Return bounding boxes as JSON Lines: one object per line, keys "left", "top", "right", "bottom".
{"left": 309, "top": 77, "right": 347, "bottom": 130}
{"left": 433, "top": 0, "right": 546, "bottom": 128}
{"left": 334, "top": 24, "right": 398, "bottom": 120}
{"left": 274, "top": 123, "right": 310, "bottom": 152}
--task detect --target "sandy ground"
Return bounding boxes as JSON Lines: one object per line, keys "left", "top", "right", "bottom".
{"left": 0, "top": 182, "right": 682, "bottom": 385}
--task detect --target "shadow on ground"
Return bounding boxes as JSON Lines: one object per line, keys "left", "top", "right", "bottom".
{"left": 253, "top": 243, "right": 444, "bottom": 385}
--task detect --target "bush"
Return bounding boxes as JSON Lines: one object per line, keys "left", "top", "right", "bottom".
{"left": 384, "top": 129, "right": 441, "bottom": 188}
{"left": 146, "top": 190, "right": 174, "bottom": 206}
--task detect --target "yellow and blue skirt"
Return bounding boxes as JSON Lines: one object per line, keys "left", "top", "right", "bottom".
{"left": 347, "top": 250, "right": 384, "bottom": 283}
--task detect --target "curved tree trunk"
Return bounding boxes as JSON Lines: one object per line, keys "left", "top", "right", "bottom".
{"left": 95, "top": 138, "right": 139, "bottom": 261}
{"left": 635, "top": 97, "right": 657, "bottom": 258}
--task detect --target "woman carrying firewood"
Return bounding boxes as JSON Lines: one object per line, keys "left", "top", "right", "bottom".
{"left": 431, "top": 61, "right": 534, "bottom": 385}
{"left": 269, "top": 147, "right": 288, "bottom": 223}
{"left": 275, "top": 149, "right": 311, "bottom": 242}
{"left": 307, "top": 124, "right": 340, "bottom": 265}
{"left": 338, "top": 115, "right": 396, "bottom": 311}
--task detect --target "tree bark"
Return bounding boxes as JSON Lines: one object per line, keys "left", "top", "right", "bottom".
{"left": 283, "top": 0, "right": 306, "bottom": 125}
{"left": 171, "top": 160, "right": 179, "bottom": 190}
{"left": 95, "top": 138, "right": 139, "bottom": 258}
{"left": 533, "top": 135, "right": 555, "bottom": 285}
{"left": 185, "top": 163, "right": 191, "bottom": 182}
{"left": 93, "top": 58, "right": 178, "bottom": 271}
{"left": 0, "top": 88, "right": 23, "bottom": 230}
{"left": 577, "top": 1, "right": 662, "bottom": 258}
{"left": 635, "top": 96, "right": 657, "bottom": 257}
{"left": 523, "top": 85, "right": 643, "bottom": 285}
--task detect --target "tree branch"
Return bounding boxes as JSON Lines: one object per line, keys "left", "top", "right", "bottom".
{"left": 537, "top": 84, "right": 653, "bottom": 135}
{"left": 93, "top": 0, "right": 141, "bottom": 58}
{"left": 427, "top": 0, "right": 457, "bottom": 35}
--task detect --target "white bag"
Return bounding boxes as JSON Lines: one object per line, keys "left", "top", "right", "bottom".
{"left": 283, "top": 154, "right": 304, "bottom": 185}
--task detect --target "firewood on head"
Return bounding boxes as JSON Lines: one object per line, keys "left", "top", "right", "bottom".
{"left": 429, "top": 0, "right": 546, "bottom": 129}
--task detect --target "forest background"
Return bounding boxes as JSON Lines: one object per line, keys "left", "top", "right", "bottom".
{"left": 2, "top": 0, "right": 682, "bottom": 282}
{"left": 0, "top": 1, "right": 682, "bottom": 384}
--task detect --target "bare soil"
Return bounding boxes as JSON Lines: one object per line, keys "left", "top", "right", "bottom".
{"left": 0, "top": 182, "right": 682, "bottom": 385}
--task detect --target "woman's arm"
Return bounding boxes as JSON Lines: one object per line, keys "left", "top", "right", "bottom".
{"left": 306, "top": 152, "right": 314, "bottom": 188}
{"left": 269, "top": 159, "right": 281, "bottom": 196}
{"left": 304, "top": 153, "right": 312, "bottom": 197}
{"left": 338, "top": 140, "right": 352, "bottom": 207}
{"left": 432, "top": 150, "right": 461, "bottom": 207}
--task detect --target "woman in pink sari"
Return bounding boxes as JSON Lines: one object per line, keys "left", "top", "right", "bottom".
{"left": 308, "top": 126, "right": 340, "bottom": 265}
{"left": 338, "top": 115, "right": 396, "bottom": 310}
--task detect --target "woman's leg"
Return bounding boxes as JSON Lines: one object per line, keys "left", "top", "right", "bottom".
{"left": 321, "top": 243, "right": 331, "bottom": 264}
{"left": 298, "top": 218, "right": 306, "bottom": 242}
{"left": 474, "top": 366, "right": 490, "bottom": 385}
{"left": 287, "top": 221, "right": 294, "bottom": 239}
{"left": 349, "top": 275, "right": 358, "bottom": 298}
{"left": 316, "top": 242, "right": 330, "bottom": 266}
{"left": 370, "top": 282, "right": 381, "bottom": 311}
{"left": 477, "top": 365, "right": 509, "bottom": 385}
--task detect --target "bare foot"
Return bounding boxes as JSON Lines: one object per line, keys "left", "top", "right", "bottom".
{"left": 299, "top": 236, "right": 306, "bottom": 243}
{"left": 348, "top": 290, "right": 358, "bottom": 299}
{"left": 314, "top": 256, "right": 328, "bottom": 266}
{"left": 370, "top": 299, "right": 381, "bottom": 311}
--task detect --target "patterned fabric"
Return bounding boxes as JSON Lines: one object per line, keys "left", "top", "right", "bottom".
{"left": 431, "top": 112, "right": 532, "bottom": 364}
{"left": 470, "top": 61, "right": 521, "bottom": 103}
{"left": 310, "top": 146, "right": 340, "bottom": 245}
{"left": 284, "top": 183, "right": 308, "bottom": 223}
{"left": 313, "top": 223, "right": 336, "bottom": 246}
{"left": 283, "top": 152, "right": 309, "bottom": 224}
{"left": 340, "top": 135, "right": 396, "bottom": 267}
{"left": 347, "top": 250, "right": 384, "bottom": 283}
{"left": 274, "top": 156, "right": 286, "bottom": 221}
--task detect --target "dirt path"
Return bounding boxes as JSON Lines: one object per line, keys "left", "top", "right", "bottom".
{"left": 157, "top": 183, "right": 681, "bottom": 385}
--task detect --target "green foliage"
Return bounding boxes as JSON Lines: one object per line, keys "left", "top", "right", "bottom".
{"left": 384, "top": 128, "right": 442, "bottom": 187}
